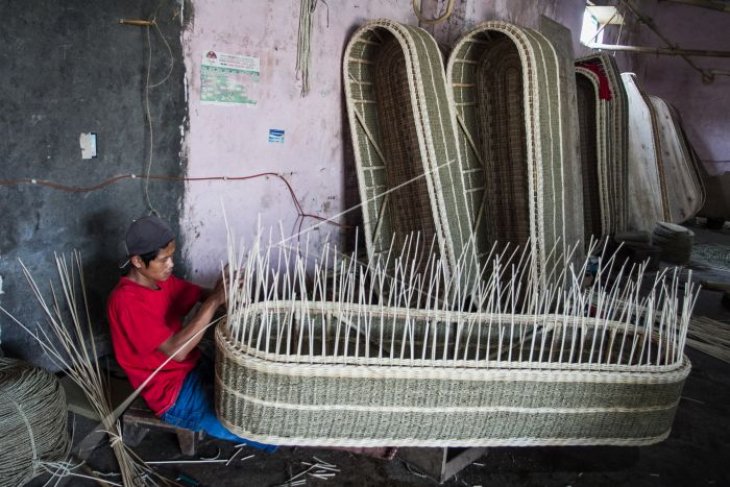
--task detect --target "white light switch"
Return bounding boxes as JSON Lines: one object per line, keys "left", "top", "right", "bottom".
{"left": 80, "top": 132, "right": 97, "bottom": 159}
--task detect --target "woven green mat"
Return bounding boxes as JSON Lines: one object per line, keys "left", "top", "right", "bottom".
{"left": 692, "top": 243, "right": 730, "bottom": 271}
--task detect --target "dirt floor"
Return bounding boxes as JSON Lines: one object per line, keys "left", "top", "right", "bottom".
{"left": 29, "top": 220, "right": 730, "bottom": 487}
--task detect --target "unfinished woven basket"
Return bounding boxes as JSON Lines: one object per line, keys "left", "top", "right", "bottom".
{"left": 344, "top": 19, "right": 478, "bottom": 292}
{"left": 446, "top": 22, "right": 583, "bottom": 285}
{"left": 214, "top": 231, "right": 695, "bottom": 447}
{"left": 0, "top": 358, "right": 69, "bottom": 486}
{"left": 215, "top": 302, "right": 690, "bottom": 447}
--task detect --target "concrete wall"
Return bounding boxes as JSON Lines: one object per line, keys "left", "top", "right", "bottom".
{"left": 0, "top": 0, "right": 187, "bottom": 367}
{"left": 179, "top": 0, "right": 589, "bottom": 283}
{"left": 630, "top": 2, "right": 730, "bottom": 175}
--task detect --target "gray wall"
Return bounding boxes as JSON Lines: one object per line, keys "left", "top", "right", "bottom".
{"left": 0, "top": 0, "right": 187, "bottom": 368}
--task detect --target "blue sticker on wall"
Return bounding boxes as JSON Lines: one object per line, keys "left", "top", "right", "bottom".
{"left": 268, "top": 129, "right": 285, "bottom": 144}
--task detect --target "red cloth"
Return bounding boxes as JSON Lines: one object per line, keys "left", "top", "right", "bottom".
{"left": 107, "top": 275, "right": 202, "bottom": 415}
{"left": 576, "top": 61, "right": 613, "bottom": 101}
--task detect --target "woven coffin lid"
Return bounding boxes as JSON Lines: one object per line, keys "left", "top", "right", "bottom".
{"left": 648, "top": 96, "right": 705, "bottom": 222}
{"left": 576, "top": 53, "right": 630, "bottom": 234}
{"left": 575, "top": 67, "right": 606, "bottom": 240}
{"left": 446, "top": 21, "right": 577, "bottom": 286}
{"left": 344, "top": 19, "right": 478, "bottom": 295}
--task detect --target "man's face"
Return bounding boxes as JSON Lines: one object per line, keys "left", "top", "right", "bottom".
{"left": 139, "top": 240, "right": 176, "bottom": 282}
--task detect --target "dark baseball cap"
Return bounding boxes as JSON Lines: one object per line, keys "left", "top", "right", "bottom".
{"left": 124, "top": 216, "right": 175, "bottom": 256}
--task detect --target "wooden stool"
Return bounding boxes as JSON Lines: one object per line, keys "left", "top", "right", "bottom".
{"left": 122, "top": 402, "right": 203, "bottom": 456}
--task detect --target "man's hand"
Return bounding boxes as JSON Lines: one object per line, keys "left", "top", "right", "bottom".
{"left": 208, "top": 273, "right": 227, "bottom": 308}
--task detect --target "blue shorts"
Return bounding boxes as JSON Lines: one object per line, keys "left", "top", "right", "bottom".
{"left": 161, "top": 359, "right": 276, "bottom": 452}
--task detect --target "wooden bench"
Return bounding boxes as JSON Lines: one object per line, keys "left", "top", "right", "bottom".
{"left": 63, "top": 372, "right": 202, "bottom": 456}
{"left": 122, "top": 401, "right": 204, "bottom": 456}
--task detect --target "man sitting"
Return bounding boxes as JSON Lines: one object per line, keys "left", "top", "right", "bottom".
{"left": 107, "top": 215, "right": 274, "bottom": 451}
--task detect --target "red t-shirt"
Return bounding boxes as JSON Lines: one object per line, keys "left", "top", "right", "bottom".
{"left": 107, "top": 275, "right": 202, "bottom": 415}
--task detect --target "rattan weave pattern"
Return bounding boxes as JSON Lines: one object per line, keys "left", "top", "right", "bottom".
{"left": 215, "top": 302, "right": 690, "bottom": 447}
{"left": 344, "top": 19, "right": 478, "bottom": 291}
{"left": 447, "top": 22, "right": 578, "bottom": 285}
{"left": 623, "top": 72, "right": 667, "bottom": 232}
{"left": 576, "top": 54, "right": 631, "bottom": 234}
{"left": 576, "top": 67, "right": 608, "bottom": 240}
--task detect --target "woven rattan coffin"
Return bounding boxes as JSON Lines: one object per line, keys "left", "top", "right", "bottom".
{"left": 446, "top": 22, "right": 584, "bottom": 284}
{"left": 648, "top": 96, "right": 705, "bottom": 222}
{"left": 215, "top": 302, "right": 689, "bottom": 447}
{"left": 576, "top": 53, "right": 630, "bottom": 236}
{"left": 343, "top": 19, "right": 477, "bottom": 292}
{"left": 623, "top": 74, "right": 706, "bottom": 231}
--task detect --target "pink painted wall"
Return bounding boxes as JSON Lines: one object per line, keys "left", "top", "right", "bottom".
{"left": 631, "top": 2, "right": 730, "bottom": 175}
{"left": 180, "top": 1, "right": 416, "bottom": 282}
{"left": 179, "top": 0, "right": 592, "bottom": 281}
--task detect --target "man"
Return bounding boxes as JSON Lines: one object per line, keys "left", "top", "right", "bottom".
{"left": 107, "top": 215, "right": 273, "bottom": 451}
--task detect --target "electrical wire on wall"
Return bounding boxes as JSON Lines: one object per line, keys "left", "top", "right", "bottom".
{"left": 120, "top": 7, "right": 175, "bottom": 218}
{"left": 118, "top": 6, "right": 351, "bottom": 247}
{"left": 0, "top": 172, "right": 349, "bottom": 231}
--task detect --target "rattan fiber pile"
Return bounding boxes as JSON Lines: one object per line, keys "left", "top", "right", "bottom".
{"left": 0, "top": 357, "right": 69, "bottom": 487}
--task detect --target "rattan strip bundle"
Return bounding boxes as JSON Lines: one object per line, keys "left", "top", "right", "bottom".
{"left": 343, "top": 19, "right": 478, "bottom": 294}
{"left": 446, "top": 22, "right": 578, "bottom": 287}
{"left": 576, "top": 54, "right": 630, "bottom": 234}
{"left": 0, "top": 358, "right": 69, "bottom": 487}
{"left": 215, "top": 233, "right": 696, "bottom": 447}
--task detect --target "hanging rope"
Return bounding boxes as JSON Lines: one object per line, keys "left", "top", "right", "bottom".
{"left": 412, "top": 0, "right": 456, "bottom": 25}
{"left": 296, "top": 0, "right": 325, "bottom": 96}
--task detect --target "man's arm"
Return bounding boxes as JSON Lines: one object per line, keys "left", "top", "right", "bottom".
{"left": 158, "top": 277, "right": 225, "bottom": 361}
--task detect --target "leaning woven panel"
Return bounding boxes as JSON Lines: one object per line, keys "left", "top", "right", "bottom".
{"left": 648, "top": 96, "right": 705, "bottom": 223}
{"left": 667, "top": 103, "right": 706, "bottom": 213}
{"left": 344, "top": 19, "right": 478, "bottom": 293}
{"left": 622, "top": 72, "right": 668, "bottom": 232}
{"left": 576, "top": 54, "right": 630, "bottom": 234}
{"left": 215, "top": 303, "right": 690, "bottom": 448}
{"left": 0, "top": 357, "right": 69, "bottom": 486}
{"left": 446, "top": 22, "right": 576, "bottom": 287}
{"left": 575, "top": 67, "right": 609, "bottom": 240}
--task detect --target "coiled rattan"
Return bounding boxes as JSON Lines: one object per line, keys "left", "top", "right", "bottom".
{"left": 0, "top": 358, "right": 69, "bottom": 487}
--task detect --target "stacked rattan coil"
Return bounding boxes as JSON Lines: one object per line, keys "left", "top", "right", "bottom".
{"left": 446, "top": 22, "right": 583, "bottom": 284}
{"left": 215, "top": 239, "right": 694, "bottom": 448}
{"left": 215, "top": 301, "right": 690, "bottom": 447}
{"left": 575, "top": 54, "right": 630, "bottom": 237}
{"left": 343, "top": 19, "right": 478, "bottom": 292}
{"left": 0, "top": 357, "right": 69, "bottom": 486}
